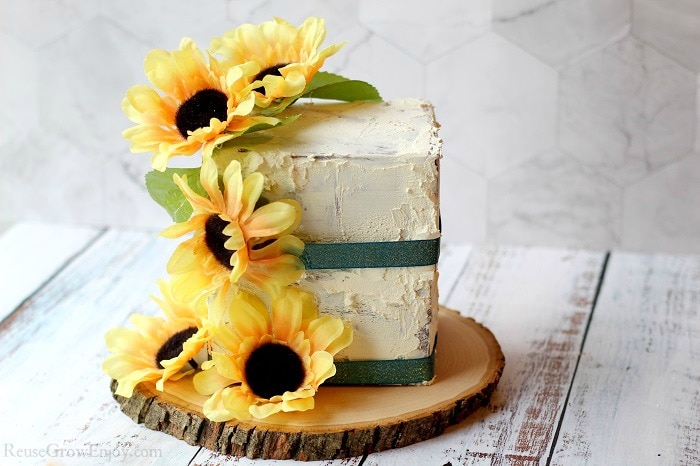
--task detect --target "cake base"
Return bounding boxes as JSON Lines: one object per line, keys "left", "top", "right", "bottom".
{"left": 111, "top": 307, "right": 505, "bottom": 461}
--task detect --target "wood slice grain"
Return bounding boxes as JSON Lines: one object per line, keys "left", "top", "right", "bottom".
{"left": 111, "top": 307, "right": 505, "bottom": 461}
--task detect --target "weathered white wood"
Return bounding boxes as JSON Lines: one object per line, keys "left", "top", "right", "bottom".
{"left": 437, "top": 242, "right": 474, "bottom": 305}
{"left": 362, "top": 246, "right": 607, "bottom": 465}
{"left": 0, "top": 222, "right": 100, "bottom": 320}
{"left": 185, "top": 241, "right": 472, "bottom": 465}
{"left": 551, "top": 253, "right": 700, "bottom": 465}
{"left": 0, "top": 229, "right": 201, "bottom": 465}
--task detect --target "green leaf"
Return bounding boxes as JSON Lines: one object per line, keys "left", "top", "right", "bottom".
{"left": 302, "top": 71, "right": 350, "bottom": 95}
{"left": 302, "top": 79, "right": 382, "bottom": 102}
{"left": 145, "top": 167, "right": 205, "bottom": 223}
{"left": 240, "top": 114, "right": 300, "bottom": 135}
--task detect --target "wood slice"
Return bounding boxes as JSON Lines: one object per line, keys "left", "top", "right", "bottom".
{"left": 111, "top": 307, "right": 505, "bottom": 461}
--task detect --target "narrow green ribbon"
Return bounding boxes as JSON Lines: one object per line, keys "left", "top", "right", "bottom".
{"left": 301, "top": 238, "right": 440, "bottom": 270}
{"left": 327, "top": 351, "right": 436, "bottom": 385}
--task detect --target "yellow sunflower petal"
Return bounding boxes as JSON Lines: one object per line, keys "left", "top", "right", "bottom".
{"left": 194, "top": 365, "right": 235, "bottom": 396}
{"left": 246, "top": 254, "right": 305, "bottom": 290}
{"left": 144, "top": 49, "right": 188, "bottom": 102}
{"left": 197, "top": 157, "right": 223, "bottom": 211}
{"left": 170, "top": 271, "right": 214, "bottom": 302}
{"left": 222, "top": 222, "right": 246, "bottom": 251}
{"left": 305, "top": 316, "right": 345, "bottom": 354}
{"left": 240, "top": 172, "right": 264, "bottom": 221}
{"left": 111, "top": 367, "right": 162, "bottom": 398}
{"left": 209, "top": 351, "right": 244, "bottom": 382}
{"left": 158, "top": 215, "right": 204, "bottom": 239}
{"left": 123, "top": 125, "right": 179, "bottom": 152}
{"left": 309, "top": 351, "right": 336, "bottom": 386}
{"left": 222, "top": 160, "right": 243, "bottom": 218}
{"left": 172, "top": 38, "right": 214, "bottom": 95}
{"left": 174, "top": 174, "right": 217, "bottom": 213}
{"left": 248, "top": 401, "right": 283, "bottom": 419}
{"left": 243, "top": 200, "right": 300, "bottom": 238}
{"left": 271, "top": 289, "right": 303, "bottom": 342}
{"left": 203, "top": 387, "right": 254, "bottom": 422}
{"left": 122, "top": 84, "right": 175, "bottom": 126}
{"left": 324, "top": 323, "right": 353, "bottom": 356}
{"left": 165, "top": 241, "right": 199, "bottom": 275}
{"left": 229, "top": 292, "right": 271, "bottom": 341}
{"left": 249, "top": 235, "right": 304, "bottom": 261}
{"left": 229, "top": 247, "right": 250, "bottom": 283}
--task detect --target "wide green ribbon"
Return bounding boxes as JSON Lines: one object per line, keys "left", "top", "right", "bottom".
{"left": 301, "top": 238, "right": 440, "bottom": 270}
{"left": 327, "top": 347, "right": 436, "bottom": 385}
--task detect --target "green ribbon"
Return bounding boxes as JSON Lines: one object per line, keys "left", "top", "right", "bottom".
{"left": 327, "top": 350, "right": 436, "bottom": 385}
{"left": 301, "top": 238, "right": 440, "bottom": 270}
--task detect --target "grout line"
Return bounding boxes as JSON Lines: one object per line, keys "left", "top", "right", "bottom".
{"left": 0, "top": 227, "right": 109, "bottom": 330}
{"left": 545, "top": 251, "right": 611, "bottom": 466}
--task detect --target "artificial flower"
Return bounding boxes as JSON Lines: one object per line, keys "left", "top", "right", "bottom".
{"left": 159, "top": 157, "right": 304, "bottom": 301}
{"left": 209, "top": 17, "right": 344, "bottom": 112}
{"left": 193, "top": 287, "right": 352, "bottom": 421}
{"left": 122, "top": 37, "right": 280, "bottom": 171}
{"left": 102, "top": 279, "right": 212, "bottom": 397}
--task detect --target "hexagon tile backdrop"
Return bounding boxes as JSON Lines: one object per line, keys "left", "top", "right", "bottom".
{"left": 0, "top": 0, "right": 699, "bottom": 253}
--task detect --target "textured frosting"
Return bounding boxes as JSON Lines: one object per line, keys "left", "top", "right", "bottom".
{"left": 213, "top": 99, "right": 441, "bottom": 363}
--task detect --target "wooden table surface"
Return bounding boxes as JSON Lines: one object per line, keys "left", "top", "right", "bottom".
{"left": 1, "top": 223, "right": 698, "bottom": 465}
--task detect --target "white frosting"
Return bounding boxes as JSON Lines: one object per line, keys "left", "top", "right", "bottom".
{"left": 215, "top": 99, "right": 441, "bottom": 242}
{"left": 300, "top": 267, "right": 438, "bottom": 360}
{"left": 213, "top": 99, "right": 442, "bottom": 364}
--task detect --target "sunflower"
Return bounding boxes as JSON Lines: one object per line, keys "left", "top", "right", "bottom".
{"left": 209, "top": 17, "right": 344, "bottom": 112}
{"left": 122, "top": 37, "right": 280, "bottom": 171}
{"left": 159, "top": 157, "right": 305, "bottom": 302}
{"left": 193, "top": 287, "right": 352, "bottom": 421}
{"left": 102, "top": 279, "right": 212, "bottom": 397}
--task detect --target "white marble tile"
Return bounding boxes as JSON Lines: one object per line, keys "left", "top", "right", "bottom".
{"left": 439, "top": 158, "right": 487, "bottom": 245}
{"left": 357, "top": 0, "right": 491, "bottom": 63}
{"left": 227, "top": 0, "right": 361, "bottom": 46}
{"left": 0, "top": 130, "right": 105, "bottom": 226}
{"left": 696, "top": 76, "right": 700, "bottom": 153}
{"left": 328, "top": 26, "right": 425, "bottom": 101}
{"left": 622, "top": 154, "right": 700, "bottom": 253}
{"left": 0, "top": 0, "right": 99, "bottom": 48}
{"left": 0, "top": 32, "right": 39, "bottom": 147}
{"left": 101, "top": 0, "right": 231, "bottom": 49}
{"left": 102, "top": 151, "right": 172, "bottom": 230}
{"left": 559, "top": 36, "right": 696, "bottom": 187}
{"left": 489, "top": 151, "right": 622, "bottom": 250}
{"left": 37, "top": 16, "right": 151, "bottom": 156}
{"left": 426, "top": 33, "right": 557, "bottom": 179}
{"left": 633, "top": 0, "right": 700, "bottom": 72}
{"left": 493, "top": 0, "right": 630, "bottom": 69}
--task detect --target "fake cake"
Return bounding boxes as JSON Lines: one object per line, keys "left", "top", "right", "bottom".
{"left": 104, "top": 16, "right": 441, "bottom": 424}
{"left": 215, "top": 98, "right": 441, "bottom": 384}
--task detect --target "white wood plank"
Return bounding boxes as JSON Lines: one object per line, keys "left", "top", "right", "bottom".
{"left": 183, "top": 242, "right": 472, "bottom": 465}
{"left": 362, "top": 246, "right": 607, "bottom": 466}
{"left": 0, "top": 228, "right": 386, "bottom": 466}
{"left": 551, "top": 253, "right": 700, "bottom": 465}
{"left": 0, "top": 229, "right": 200, "bottom": 465}
{"left": 437, "top": 241, "right": 474, "bottom": 305}
{"left": 190, "top": 448, "right": 364, "bottom": 465}
{"left": 0, "top": 222, "right": 100, "bottom": 320}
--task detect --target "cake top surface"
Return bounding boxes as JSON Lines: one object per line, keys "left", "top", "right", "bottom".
{"left": 219, "top": 98, "right": 441, "bottom": 160}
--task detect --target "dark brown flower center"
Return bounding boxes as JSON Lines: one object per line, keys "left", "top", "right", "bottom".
{"left": 251, "top": 238, "right": 276, "bottom": 250}
{"left": 175, "top": 89, "right": 228, "bottom": 139}
{"left": 204, "top": 214, "right": 235, "bottom": 269}
{"left": 252, "top": 64, "right": 289, "bottom": 96}
{"left": 245, "top": 342, "right": 305, "bottom": 399}
{"left": 155, "top": 326, "right": 198, "bottom": 369}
